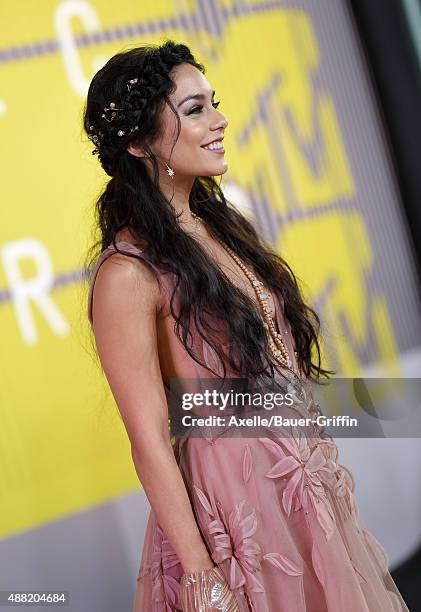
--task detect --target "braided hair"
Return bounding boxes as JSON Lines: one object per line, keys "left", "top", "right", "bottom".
{"left": 83, "top": 40, "right": 334, "bottom": 384}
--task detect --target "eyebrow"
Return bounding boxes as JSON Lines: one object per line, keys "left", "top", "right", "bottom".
{"left": 177, "top": 90, "right": 215, "bottom": 108}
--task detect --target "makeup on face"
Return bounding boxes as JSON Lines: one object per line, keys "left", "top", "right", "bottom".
{"left": 176, "top": 88, "right": 226, "bottom": 153}
{"left": 157, "top": 63, "right": 229, "bottom": 177}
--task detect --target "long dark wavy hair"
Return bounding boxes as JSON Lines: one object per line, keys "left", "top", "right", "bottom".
{"left": 82, "top": 39, "right": 334, "bottom": 385}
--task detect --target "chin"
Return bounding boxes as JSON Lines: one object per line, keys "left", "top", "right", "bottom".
{"left": 202, "top": 163, "right": 229, "bottom": 177}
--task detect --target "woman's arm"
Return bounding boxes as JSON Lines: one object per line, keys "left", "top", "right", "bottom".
{"left": 90, "top": 252, "right": 213, "bottom": 573}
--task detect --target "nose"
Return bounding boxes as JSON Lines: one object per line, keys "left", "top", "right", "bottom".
{"left": 211, "top": 109, "right": 228, "bottom": 132}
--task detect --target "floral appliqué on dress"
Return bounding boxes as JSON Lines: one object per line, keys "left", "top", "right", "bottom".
{"left": 258, "top": 428, "right": 359, "bottom": 540}
{"left": 193, "top": 484, "right": 304, "bottom": 601}
{"left": 138, "top": 522, "right": 183, "bottom": 611}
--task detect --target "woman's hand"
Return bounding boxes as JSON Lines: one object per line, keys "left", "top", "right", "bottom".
{"left": 180, "top": 565, "right": 240, "bottom": 611}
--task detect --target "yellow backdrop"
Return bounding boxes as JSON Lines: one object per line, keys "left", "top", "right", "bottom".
{"left": 0, "top": 0, "right": 402, "bottom": 539}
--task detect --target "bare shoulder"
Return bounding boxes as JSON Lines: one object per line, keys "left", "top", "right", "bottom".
{"left": 89, "top": 246, "right": 170, "bottom": 449}
{"left": 91, "top": 250, "right": 161, "bottom": 330}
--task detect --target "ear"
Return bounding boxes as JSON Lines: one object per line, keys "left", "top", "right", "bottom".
{"left": 127, "top": 144, "right": 146, "bottom": 158}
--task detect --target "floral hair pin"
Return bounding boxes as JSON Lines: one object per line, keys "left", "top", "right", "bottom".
{"left": 88, "top": 76, "right": 141, "bottom": 150}
{"left": 101, "top": 102, "right": 123, "bottom": 123}
{"left": 127, "top": 77, "right": 138, "bottom": 91}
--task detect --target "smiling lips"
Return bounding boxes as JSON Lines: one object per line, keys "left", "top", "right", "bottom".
{"left": 201, "top": 139, "right": 225, "bottom": 154}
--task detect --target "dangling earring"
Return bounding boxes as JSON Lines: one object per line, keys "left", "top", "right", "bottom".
{"left": 164, "top": 162, "right": 175, "bottom": 178}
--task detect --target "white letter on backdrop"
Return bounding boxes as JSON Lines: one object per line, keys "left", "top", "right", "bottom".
{"left": 54, "top": 0, "right": 107, "bottom": 96}
{"left": 2, "top": 239, "right": 70, "bottom": 345}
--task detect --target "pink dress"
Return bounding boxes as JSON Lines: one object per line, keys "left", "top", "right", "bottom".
{"left": 88, "top": 242, "right": 410, "bottom": 612}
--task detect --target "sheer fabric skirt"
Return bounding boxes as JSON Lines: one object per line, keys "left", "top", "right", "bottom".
{"left": 132, "top": 431, "right": 409, "bottom": 611}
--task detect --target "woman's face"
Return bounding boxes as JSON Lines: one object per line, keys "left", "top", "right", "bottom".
{"left": 132, "top": 63, "right": 229, "bottom": 179}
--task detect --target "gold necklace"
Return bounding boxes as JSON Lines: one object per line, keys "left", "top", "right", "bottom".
{"left": 191, "top": 212, "right": 296, "bottom": 371}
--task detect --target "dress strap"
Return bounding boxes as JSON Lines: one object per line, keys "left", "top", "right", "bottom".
{"left": 87, "top": 241, "right": 165, "bottom": 326}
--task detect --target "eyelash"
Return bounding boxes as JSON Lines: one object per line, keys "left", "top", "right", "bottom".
{"left": 188, "top": 101, "right": 220, "bottom": 114}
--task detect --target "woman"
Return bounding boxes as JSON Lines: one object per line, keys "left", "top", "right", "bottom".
{"left": 84, "top": 40, "right": 409, "bottom": 611}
